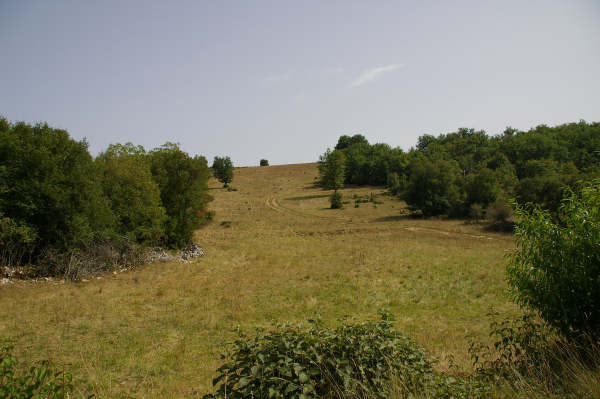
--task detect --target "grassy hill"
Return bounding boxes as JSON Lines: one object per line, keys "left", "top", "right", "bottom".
{"left": 0, "top": 163, "right": 519, "bottom": 398}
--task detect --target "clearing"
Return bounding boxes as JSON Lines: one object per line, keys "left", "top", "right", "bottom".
{"left": 0, "top": 163, "right": 518, "bottom": 398}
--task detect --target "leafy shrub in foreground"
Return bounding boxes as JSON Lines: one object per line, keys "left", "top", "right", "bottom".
{"left": 470, "top": 310, "right": 600, "bottom": 398}
{"left": 204, "top": 312, "right": 485, "bottom": 399}
{"left": 506, "top": 179, "right": 600, "bottom": 342}
{"left": 469, "top": 310, "right": 553, "bottom": 380}
{"left": 0, "top": 341, "right": 74, "bottom": 399}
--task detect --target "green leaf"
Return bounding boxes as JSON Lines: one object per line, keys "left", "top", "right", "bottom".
{"left": 284, "top": 382, "right": 299, "bottom": 394}
{"left": 237, "top": 377, "right": 251, "bottom": 388}
{"left": 298, "top": 371, "right": 309, "bottom": 383}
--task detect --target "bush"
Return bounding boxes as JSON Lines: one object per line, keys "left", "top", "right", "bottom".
{"left": 204, "top": 312, "right": 447, "bottom": 399}
{"left": 485, "top": 201, "right": 514, "bottom": 232}
{"left": 470, "top": 309, "right": 600, "bottom": 397}
{"left": 0, "top": 341, "right": 74, "bottom": 398}
{"left": 329, "top": 192, "right": 343, "bottom": 209}
{"left": 150, "top": 143, "right": 213, "bottom": 249}
{"left": 506, "top": 179, "right": 600, "bottom": 342}
{"left": 386, "top": 172, "right": 400, "bottom": 195}
{"left": 469, "top": 310, "right": 553, "bottom": 379}
{"left": 469, "top": 203, "right": 484, "bottom": 223}
{"left": 260, "top": 159, "right": 269, "bottom": 166}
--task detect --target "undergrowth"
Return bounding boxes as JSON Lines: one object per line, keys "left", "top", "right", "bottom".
{"left": 0, "top": 340, "right": 76, "bottom": 399}
{"left": 203, "top": 311, "right": 488, "bottom": 399}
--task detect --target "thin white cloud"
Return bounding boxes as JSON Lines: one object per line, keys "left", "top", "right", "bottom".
{"left": 351, "top": 64, "right": 404, "bottom": 87}
{"left": 323, "top": 67, "right": 344, "bottom": 75}
{"left": 261, "top": 72, "right": 293, "bottom": 83}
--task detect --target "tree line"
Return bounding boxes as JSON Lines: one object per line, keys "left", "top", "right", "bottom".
{"left": 319, "top": 120, "right": 600, "bottom": 216}
{"left": 0, "top": 118, "right": 215, "bottom": 275}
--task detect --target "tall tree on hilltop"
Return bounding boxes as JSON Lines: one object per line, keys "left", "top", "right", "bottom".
{"left": 212, "top": 156, "right": 234, "bottom": 188}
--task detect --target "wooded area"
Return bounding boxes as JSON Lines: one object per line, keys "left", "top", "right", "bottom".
{"left": 0, "top": 118, "right": 213, "bottom": 275}
{"left": 319, "top": 121, "right": 600, "bottom": 217}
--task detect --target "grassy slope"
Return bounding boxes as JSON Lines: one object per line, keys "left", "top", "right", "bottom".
{"left": 0, "top": 163, "right": 519, "bottom": 398}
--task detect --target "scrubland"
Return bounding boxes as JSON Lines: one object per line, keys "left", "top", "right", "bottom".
{"left": 0, "top": 163, "right": 519, "bottom": 398}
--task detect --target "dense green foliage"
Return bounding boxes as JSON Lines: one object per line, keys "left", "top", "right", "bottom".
{"left": 0, "top": 118, "right": 213, "bottom": 274}
{"left": 0, "top": 118, "right": 113, "bottom": 265}
{"left": 319, "top": 149, "right": 347, "bottom": 209}
{"left": 321, "top": 122, "right": 600, "bottom": 217}
{"left": 204, "top": 312, "right": 483, "bottom": 399}
{"left": 96, "top": 143, "right": 166, "bottom": 244}
{"left": 328, "top": 191, "right": 343, "bottom": 209}
{"left": 506, "top": 179, "right": 600, "bottom": 342}
{"left": 260, "top": 159, "right": 269, "bottom": 166}
{"left": 151, "top": 144, "right": 213, "bottom": 249}
{"left": 404, "top": 158, "right": 460, "bottom": 216}
{"left": 212, "top": 156, "right": 234, "bottom": 188}
{"left": 318, "top": 149, "right": 346, "bottom": 192}
{"left": 0, "top": 341, "right": 73, "bottom": 398}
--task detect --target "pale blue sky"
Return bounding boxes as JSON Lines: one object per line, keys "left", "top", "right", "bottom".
{"left": 1, "top": 1, "right": 599, "bottom": 166}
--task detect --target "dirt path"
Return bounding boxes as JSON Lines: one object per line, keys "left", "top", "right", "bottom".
{"left": 405, "top": 227, "right": 509, "bottom": 242}
{"left": 265, "top": 197, "right": 357, "bottom": 224}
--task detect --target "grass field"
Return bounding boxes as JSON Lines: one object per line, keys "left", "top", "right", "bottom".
{"left": 0, "top": 163, "right": 520, "bottom": 398}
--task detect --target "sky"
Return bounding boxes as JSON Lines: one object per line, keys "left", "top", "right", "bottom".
{"left": 1, "top": 1, "right": 599, "bottom": 167}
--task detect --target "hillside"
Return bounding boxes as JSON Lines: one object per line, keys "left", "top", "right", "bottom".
{"left": 0, "top": 162, "right": 518, "bottom": 398}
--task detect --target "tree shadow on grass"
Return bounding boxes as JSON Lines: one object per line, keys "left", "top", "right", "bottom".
{"left": 372, "top": 214, "right": 417, "bottom": 223}
{"left": 284, "top": 194, "right": 330, "bottom": 201}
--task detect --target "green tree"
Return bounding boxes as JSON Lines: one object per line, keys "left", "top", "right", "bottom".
{"left": 212, "top": 156, "right": 234, "bottom": 187}
{"left": 404, "top": 158, "right": 460, "bottom": 216}
{"left": 318, "top": 149, "right": 346, "bottom": 192}
{"left": 342, "top": 143, "right": 369, "bottom": 185}
{"left": 319, "top": 149, "right": 346, "bottom": 209}
{"left": 96, "top": 143, "right": 166, "bottom": 243}
{"left": 387, "top": 172, "right": 401, "bottom": 195}
{"left": 0, "top": 118, "right": 114, "bottom": 263}
{"left": 259, "top": 159, "right": 269, "bottom": 166}
{"left": 334, "top": 134, "right": 369, "bottom": 151}
{"left": 462, "top": 167, "right": 500, "bottom": 210}
{"left": 506, "top": 179, "right": 600, "bottom": 342}
{"left": 150, "top": 143, "right": 213, "bottom": 248}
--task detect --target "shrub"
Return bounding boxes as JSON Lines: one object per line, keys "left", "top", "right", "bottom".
{"left": 469, "top": 203, "right": 484, "bottom": 223}
{"left": 329, "top": 192, "right": 343, "bottom": 209}
{"left": 0, "top": 341, "right": 74, "bottom": 398}
{"left": 485, "top": 201, "right": 514, "bottom": 232}
{"left": 470, "top": 309, "right": 600, "bottom": 397}
{"left": 469, "top": 310, "right": 553, "bottom": 379}
{"left": 204, "top": 312, "right": 444, "bottom": 399}
{"left": 260, "top": 159, "right": 269, "bottom": 166}
{"left": 386, "top": 172, "right": 400, "bottom": 195}
{"left": 506, "top": 179, "right": 600, "bottom": 342}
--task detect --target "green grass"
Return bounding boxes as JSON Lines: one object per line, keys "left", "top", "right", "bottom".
{"left": 0, "top": 163, "right": 520, "bottom": 397}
